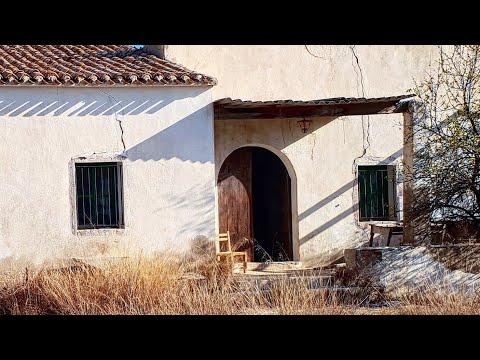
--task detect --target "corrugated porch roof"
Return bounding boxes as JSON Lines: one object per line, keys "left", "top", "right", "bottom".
{"left": 214, "top": 94, "right": 415, "bottom": 120}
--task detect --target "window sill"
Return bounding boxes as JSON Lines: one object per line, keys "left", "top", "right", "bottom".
{"left": 361, "top": 220, "right": 401, "bottom": 225}
{"left": 75, "top": 228, "right": 126, "bottom": 237}
{"left": 359, "top": 219, "right": 393, "bottom": 223}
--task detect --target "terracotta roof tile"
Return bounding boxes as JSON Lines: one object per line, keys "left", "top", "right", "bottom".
{"left": 0, "top": 45, "right": 217, "bottom": 86}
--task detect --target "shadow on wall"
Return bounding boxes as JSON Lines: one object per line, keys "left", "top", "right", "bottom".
{"left": 279, "top": 117, "right": 338, "bottom": 149}
{"left": 0, "top": 88, "right": 213, "bottom": 164}
{"left": 216, "top": 116, "right": 339, "bottom": 159}
{"left": 127, "top": 105, "right": 213, "bottom": 164}
{"left": 299, "top": 148, "right": 404, "bottom": 246}
{"left": 0, "top": 96, "right": 177, "bottom": 118}
{"left": 153, "top": 180, "right": 215, "bottom": 238}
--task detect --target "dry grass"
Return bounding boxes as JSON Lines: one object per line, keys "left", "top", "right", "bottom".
{"left": 1, "top": 246, "right": 479, "bottom": 315}
{"left": 387, "top": 288, "right": 480, "bottom": 315}
{"left": 0, "top": 256, "right": 355, "bottom": 315}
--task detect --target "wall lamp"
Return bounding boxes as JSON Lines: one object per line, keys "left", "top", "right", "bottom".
{"left": 297, "top": 118, "right": 312, "bottom": 133}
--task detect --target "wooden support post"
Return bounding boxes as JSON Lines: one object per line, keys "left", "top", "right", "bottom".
{"left": 403, "top": 109, "right": 414, "bottom": 243}
{"left": 369, "top": 225, "right": 374, "bottom": 247}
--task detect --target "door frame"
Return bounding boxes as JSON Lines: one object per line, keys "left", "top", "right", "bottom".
{"left": 215, "top": 144, "right": 299, "bottom": 261}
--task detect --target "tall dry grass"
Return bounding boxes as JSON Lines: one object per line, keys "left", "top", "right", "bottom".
{"left": 388, "top": 287, "right": 480, "bottom": 315}
{"left": 0, "top": 249, "right": 359, "bottom": 315}
{"left": 1, "top": 244, "right": 479, "bottom": 314}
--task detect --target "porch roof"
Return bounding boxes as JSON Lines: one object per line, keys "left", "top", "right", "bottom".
{"left": 214, "top": 94, "right": 415, "bottom": 120}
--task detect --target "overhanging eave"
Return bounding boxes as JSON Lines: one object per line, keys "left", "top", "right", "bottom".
{"left": 214, "top": 95, "right": 415, "bottom": 120}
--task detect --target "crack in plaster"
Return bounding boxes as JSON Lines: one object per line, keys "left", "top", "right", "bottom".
{"left": 310, "top": 132, "right": 316, "bottom": 161}
{"left": 348, "top": 45, "right": 373, "bottom": 235}
{"left": 97, "top": 88, "right": 126, "bottom": 153}
{"left": 349, "top": 45, "right": 371, "bottom": 171}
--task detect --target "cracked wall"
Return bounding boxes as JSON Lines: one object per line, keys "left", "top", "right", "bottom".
{"left": 215, "top": 112, "right": 404, "bottom": 266}
{"left": 0, "top": 46, "right": 442, "bottom": 267}
{"left": 0, "top": 86, "right": 216, "bottom": 266}
{"left": 166, "top": 45, "right": 439, "bottom": 100}
{"left": 168, "top": 45, "right": 434, "bottom": 265}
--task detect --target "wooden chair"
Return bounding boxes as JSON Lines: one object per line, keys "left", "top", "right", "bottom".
{"left": 215, "top": 231, "right": 247, "bottom": 273}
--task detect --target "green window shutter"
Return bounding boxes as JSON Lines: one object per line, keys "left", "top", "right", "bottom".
{"left": 358, "top": 165, "right": 393, "bottom": 221}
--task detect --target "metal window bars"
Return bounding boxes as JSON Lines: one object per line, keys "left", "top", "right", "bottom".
{"left": 75, "top": 162, "right": 124, "bottom": 229}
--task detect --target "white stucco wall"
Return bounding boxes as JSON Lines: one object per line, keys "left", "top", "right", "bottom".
{"left": 165, "top": 45, "right": 439, "bottom": 100}
{"left": 164, "top": 45, "right": 433, "bottom": 265}
{"left": 215, "top": 113, "right": 404, "bottom": 266}
{"left": 0, "top": 46, "right": 439, "bottom": 267}
{"left": 0, "top": 86, "right": 215, "bottom": 266}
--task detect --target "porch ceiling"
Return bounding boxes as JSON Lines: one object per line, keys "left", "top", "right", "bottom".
{"left": 214, "top": 94, "right": 415, "bottom": 120}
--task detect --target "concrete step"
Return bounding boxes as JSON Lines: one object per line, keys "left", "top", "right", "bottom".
{"left": 245, "top": 261, "right": 303, "bottom": 272}
{"left": 289, "top": 275, "right": 334, "bottom": 288}
{"left": 231, "top": 273, "right": 335, "bottom": 290}
{"left": 233, "top": 266, "right": 336, "bottom": 277}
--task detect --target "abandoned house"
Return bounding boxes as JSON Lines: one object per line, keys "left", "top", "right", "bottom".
{"left": 0, "top": 45, "right": 439, "bottom": 268}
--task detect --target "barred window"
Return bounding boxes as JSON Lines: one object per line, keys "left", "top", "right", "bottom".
{"left": 75, "top": 162, "right": 124, "bottom": 229}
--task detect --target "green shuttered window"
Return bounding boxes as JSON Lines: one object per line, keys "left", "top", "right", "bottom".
{"left": 75, "top": 162, "right": 125, "bottom": 229}
{"left": 358, "top": 165, "right": 395, "bottom": 221}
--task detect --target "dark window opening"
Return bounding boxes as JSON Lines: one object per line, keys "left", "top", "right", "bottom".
{"left": 358, "top": 165, "right": 396, "bottom": 221}
{"left": 75, "top": 162, "right": 124, "bottom": 229}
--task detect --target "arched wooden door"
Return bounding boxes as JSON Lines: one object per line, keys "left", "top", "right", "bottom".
{"left": 217, "top": 148, "right": 254, "bottom": 260}
{"left": 217, "top": 147, "right": 293, "bottom": 262}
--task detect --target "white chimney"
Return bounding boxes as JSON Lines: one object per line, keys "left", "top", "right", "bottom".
{"left": 143, "top": 45, "right": 166, "bottom": 59}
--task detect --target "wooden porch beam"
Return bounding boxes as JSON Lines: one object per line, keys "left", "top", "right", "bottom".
{"left": 402, "top": 108, "right": 414, "bottom": 243}
{"left": 215, "top": 100, "right": 410, "bottom": 120}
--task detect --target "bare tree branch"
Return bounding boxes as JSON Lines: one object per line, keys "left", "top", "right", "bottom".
{"left": 413, "top": 45, "right": 480, "bottom": 240}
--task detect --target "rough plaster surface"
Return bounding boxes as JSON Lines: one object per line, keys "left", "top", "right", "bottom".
{"left": 168, "top": 45, "right": 438, "bottom": 265}
{"left": 0, "top": 86, "right": 216, "bottom": 266}
{"left": 1, "top": 46, "right": 443, "bottom": 268}
{"left": 166, "top": 45, "right": 439, "bottom": 101}
{"left": 215, "top": 113, "right": 404, "bottom": 265}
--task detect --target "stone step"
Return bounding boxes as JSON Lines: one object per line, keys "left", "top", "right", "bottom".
{"left": 233, "top": 267, "right": 336, "bottom": 277}
{"left": 231, "top": 274, "right": 335, "bottom": 291}
{"left": 245, "top": 261, "right": 304, "bottom": 272}
{"left": 230, "top": 285, "right": 367, "bottom": 306}
{"left": 289, "top": 275, "right": 335, "bottom": 288}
